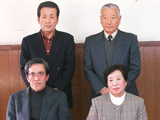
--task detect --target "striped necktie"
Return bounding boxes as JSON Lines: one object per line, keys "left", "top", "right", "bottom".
{"left": 108, "top": 35, "right": 112, "bottom": 42}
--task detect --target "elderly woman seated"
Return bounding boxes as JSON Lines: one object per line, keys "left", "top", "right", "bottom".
{"left": 86, "top": 64, "right": 148, "bottom": 120}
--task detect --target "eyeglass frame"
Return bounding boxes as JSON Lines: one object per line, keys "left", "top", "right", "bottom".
{"left": 28, "top": 71, "right": 46, "bottom": 78}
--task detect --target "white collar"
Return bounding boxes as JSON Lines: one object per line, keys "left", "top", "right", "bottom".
{"left": 109, "top": 91, "right": 126, "bottom": 105}
{"left": 104, "top": 30, "right": 118, "bottom": 40}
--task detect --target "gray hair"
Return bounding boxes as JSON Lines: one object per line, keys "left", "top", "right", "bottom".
{"left": 100, "top": 3, "right": 121, "bottom": 17}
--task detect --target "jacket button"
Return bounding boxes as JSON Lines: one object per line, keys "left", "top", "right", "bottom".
{"left": 116, "top": 107, "right": 119, "bottom": 110}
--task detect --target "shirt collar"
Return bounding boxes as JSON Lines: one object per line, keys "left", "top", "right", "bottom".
{"left": 40, "top": 30, "right": 55, "bottom": 41}
{"left": 104, "top": 30, "right": 118, "bottom": 40}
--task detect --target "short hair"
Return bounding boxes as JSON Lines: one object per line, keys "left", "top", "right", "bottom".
{"left": 25, "top": 58, "right": 50, "bottom": 76}
{"left": 104, "top": 64, "right": 128, "bottom": 86}
{"left": 37, "top": 1, "right": 60, "bottom": 17}
{"left": 100, "top": 3, "right": 121, "bottom": 17}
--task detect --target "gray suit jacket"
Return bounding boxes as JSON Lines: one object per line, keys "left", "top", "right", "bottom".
{"left": 84, "top": 30, "right": 141, "bottom": 98}
{"left": 86, "top": 93, "right": 148, "bottom": 120}
{"left": 6, "top": 86, "right": 72, "bottom": 120}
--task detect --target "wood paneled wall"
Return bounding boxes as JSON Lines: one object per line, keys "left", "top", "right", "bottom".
{"left": 0, "top": 42, "right": 160, "bottom": 120}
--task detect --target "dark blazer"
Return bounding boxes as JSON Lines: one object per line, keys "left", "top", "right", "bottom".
{"left": 87, "top": 93, "right": 148, "bottom": 120}
{"left": 6, "top": 86, "right": 72, "bottom": 120}
{"left": 20, "top": 30, "right": 75, "bottom": 107}
{"left": 84, "top": 30, "right": 141, "bottom": 98}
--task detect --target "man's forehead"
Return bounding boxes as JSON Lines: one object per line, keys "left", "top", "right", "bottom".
{"left": 101, "top": 8, "right": 119, "bottom": 14}
{"left": 40, "top": 7, "right": 57, "bottom": 12}
{"left": 29, "top": 64, "right": 45, "bottom": 71}
{"left": 40, "top": 7, "right": 57, "bottom": 16}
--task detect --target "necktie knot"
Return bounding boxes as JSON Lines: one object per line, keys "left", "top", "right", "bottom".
{"left": 108, "top": 35, "right": 112, "bottom": 42}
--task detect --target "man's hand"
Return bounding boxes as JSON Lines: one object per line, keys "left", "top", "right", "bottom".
{"left": 54, "top": 88, "right": 58, "bottom": 90}
{"left": 100, "top": 87, "right": 109, "bottom": 95}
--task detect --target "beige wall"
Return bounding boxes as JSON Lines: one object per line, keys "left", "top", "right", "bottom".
{"left": 0, "top": 0, "right": 160, "bottom": 44}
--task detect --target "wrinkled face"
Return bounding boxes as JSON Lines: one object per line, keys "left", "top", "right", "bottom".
{"left": 100, "top": 7, "right": 121, "bottom": 34}
{"left": 38, "top": 7, "right": 59, "bottom": 34}
{"left": 26, "top": 64, "right": 49, "bottom": 92}
{"left": 107, "top": 70, "right": 127, "bottom": 97}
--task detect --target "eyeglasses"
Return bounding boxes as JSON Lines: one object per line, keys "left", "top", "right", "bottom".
{"left": 28, "top": 72, "right": 46, "bottom": 78}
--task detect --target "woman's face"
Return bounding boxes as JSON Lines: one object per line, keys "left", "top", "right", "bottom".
{"left": 107, "top": 70, "right": 127, "bottom": 97}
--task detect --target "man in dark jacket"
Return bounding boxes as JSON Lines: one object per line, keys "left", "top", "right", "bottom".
{"left": 20, "top": 1, "right": 75, "bottom": 108}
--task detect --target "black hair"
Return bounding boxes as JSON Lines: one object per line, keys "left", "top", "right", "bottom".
{"left": 104, "top": 64, "right": 128, "bottom": 86}
{"left": 24, "top": 58, "right": 50, "bottom": 75}
{"left": 37, "top": 1, "right": 60, "bottom": 17}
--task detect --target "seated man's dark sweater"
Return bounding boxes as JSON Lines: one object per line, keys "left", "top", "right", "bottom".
{"left": 30, "top": 87, "right": 46, "bottom": 120}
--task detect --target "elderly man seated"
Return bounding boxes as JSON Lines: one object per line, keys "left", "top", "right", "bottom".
{"left": 6, "top": 58, "right": 72, "bottom": 120}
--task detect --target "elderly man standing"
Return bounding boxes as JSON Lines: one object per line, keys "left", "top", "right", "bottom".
{"left": 7, "top": 58, "right": 72, "bottom": 120}
{"left": 84, "top": 3, "right": 141, "bottom": 102}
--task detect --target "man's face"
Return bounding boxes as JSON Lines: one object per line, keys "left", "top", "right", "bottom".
{"left": 38, "top": 7, "right": 59, "bottom": 34}
{"left": 107, "top": 70, "right": 127, "bottom": 97}
{"left": 26, "top": 64, "right": 49, "bottom": 92}
{"left": 100, "top": 7, "right": 121, "bottom": 34}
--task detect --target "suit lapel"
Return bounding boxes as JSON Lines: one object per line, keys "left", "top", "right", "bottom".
{"left": 34, "top": 31, "right": 63, "bottom": 66}
{"left": 48, "top": 31, "right": 62, "bottom": 66}
{"left": 112, "top": 30, "right": 127, "bottom": 65}
{"left": 35, "top": 32, "right": 48, "bottom": 61}
{"left": 94, "top": 31, "right": 108, "bottom": 68}
{"left": 40, "top": 87, "right": 54, "bottom": 120}
{"left": 21, "top": 88, "right": 30, "bottom": 120}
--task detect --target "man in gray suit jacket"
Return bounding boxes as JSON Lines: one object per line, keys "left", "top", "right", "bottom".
{"left": 84, "top": 3, "right": 141, "bottom": 100}
{"left": 7, "top": 58, "right": 72, "bottom": 120}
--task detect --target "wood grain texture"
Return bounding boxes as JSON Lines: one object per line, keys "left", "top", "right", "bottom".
{"left": 0, "top": 42, "right": 160, "bottom": 120}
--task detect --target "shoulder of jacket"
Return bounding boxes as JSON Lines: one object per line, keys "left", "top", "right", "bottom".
{"left": 126, "top": 92, "right": 144, "bottom": 103}
{"left": 10, "top": 88, "right": 27, "bottom": 98}
{"left": 118, "top": 30, "right": 137, "bottom": 37}
{"left": 23, "top": 32, "right": 39, "bottom": 39}
{"left": 46, "top": 86, "right": 66, "bottom": 98}
{"left": 56, "top": 30, "right": 73, "bottom": 38}
{"left": 92, "top": 94, "right": 109, "bottom": 102}
{"left": 86, "top": 31, "right": 103, "bottom": 39}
